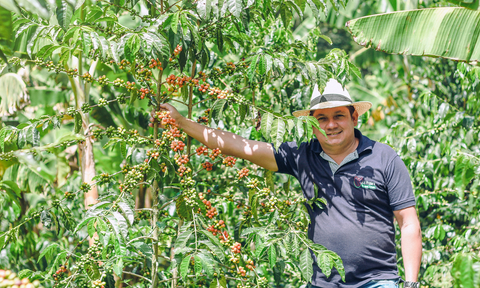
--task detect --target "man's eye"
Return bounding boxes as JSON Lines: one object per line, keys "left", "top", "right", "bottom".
{"left": 317, "top": 117, "right": 326, "bottom": 121}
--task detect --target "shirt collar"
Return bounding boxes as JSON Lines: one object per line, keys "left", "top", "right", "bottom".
{"left": 310, "top": 128, "right": 374, "bottom": 154}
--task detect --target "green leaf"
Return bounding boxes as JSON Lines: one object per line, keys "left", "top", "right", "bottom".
{"left": 260, "top": 112, "right": 274, "bottom": 140}
{"left": 175, "top": 230, "right": 193, "bottom": 249}
{"left": 247, "top": 55, "right": 259, "bottom": 82}
{"left": 0, "top": 180, "right": 21, "bottom": 197}
{"left": 74, "top": 113, "right": 82, "bottom": 133}
{"left": 451, "top": 253, "right": 475, "bottom": 287}
{"left": 38, "top": 243, "right": 59, "bottom": 263}
{"left": 117, "top": 202, "right": 134, "bottom": 225}
{"left": 0, "top": 6, "right": 12, "bottom": 47}
{"left": 316, "top": 252, "right": 334, "bottom": 278}
{"left": 87, "top": 218, "right": 96, "bottom": 238}
{"left": 269, "top": 245, "right": 277, "bottom": 268}
{"left": 171, "top": 12, "right": 180, "bottom": 34}
{"left": 197, "top": 0, "right": 211, "bottom": 19}
{"left": 270, "top": 118, "right": 286, "bottom": 150}
{"left": 226, "top": 0, "right": 243, "bottom": 19}
{"left": 211, "top": 99, "right": 227, "bottom": 122}
{"left": 56, "top": 0, "right": 73, "bottom": 31}
{"left": 125, "top": 34, "right": 140, "bottom": 62}
{"left": 112, "top": 211, "right": 129, "bottom": 238}
{"left": 346, "top": 7, "right": 480, "bottom": 63}
{"left": 198, "top": 253, "right": 214, "bottom": 277}
{"left": 258, "top": 55, "right": 266, "bottom": 75}
{"left": 113, "top": 258, "right": 123, "bottom": 276}
{"left": 202, "top": 238, "right": 225, "bottom": 261}
{"left": 194, "top": 255, "right": 203, "bottom": 276}
{"left": 299, "top": 249, "right": 313, "bottom": 282}
{"left": 180, "top": 255, "right": 191, "bottom": 281}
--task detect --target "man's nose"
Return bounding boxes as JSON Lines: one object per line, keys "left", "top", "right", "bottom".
{"left": 325, "top": 118, "right": 337, "bottom": 129}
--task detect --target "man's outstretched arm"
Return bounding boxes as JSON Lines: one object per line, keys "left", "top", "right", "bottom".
{"left": 393, "top": 206, "right": 422, "bottom": 282}
{"left": 160, "top": 103, "right": 278, "bottom": 171}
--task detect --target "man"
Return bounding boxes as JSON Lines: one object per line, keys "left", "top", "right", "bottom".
{"left": 160, "top": 79, "right": 422, "bottom": 288}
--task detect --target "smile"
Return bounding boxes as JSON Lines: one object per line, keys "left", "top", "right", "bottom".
{"left": 327, "top": 131, "right": 342, "bottom": 136}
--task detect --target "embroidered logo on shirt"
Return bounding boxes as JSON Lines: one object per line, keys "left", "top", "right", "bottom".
{"left": 353, "top": 176, "right": 377, "bottom": 189}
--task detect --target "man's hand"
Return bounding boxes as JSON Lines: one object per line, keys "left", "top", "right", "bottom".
{"left": 155, "top": 102, "right": 279, "bottom": 171}
{"left": 158, "top": 103, "right": 184, "bottom": 129}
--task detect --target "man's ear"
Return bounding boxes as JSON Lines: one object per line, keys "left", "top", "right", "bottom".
{"left": 352, "top": 110, "right": 359, "bottom": 126}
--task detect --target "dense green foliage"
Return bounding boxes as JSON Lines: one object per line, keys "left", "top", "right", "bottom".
{"left": 0, "top": 0, "right": 479, "bottom": 288}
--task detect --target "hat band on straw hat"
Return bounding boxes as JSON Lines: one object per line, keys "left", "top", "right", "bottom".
{"left": 310, "top": 93, "right": 352, "bottom": 107}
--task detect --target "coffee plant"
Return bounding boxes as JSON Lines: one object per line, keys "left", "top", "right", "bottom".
{"left": 0, "top": 0, "right": 361, "bottom": 287}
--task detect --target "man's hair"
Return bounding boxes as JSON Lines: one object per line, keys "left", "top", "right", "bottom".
{"left": 309, "top": 106, "right": 355, "bottom": 117}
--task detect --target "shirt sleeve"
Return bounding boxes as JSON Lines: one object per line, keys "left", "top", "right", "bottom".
{"left": 273, "top": 142, "right": 299, "bottom": 177}
{"left": 385, "top": 155, "right": 416, "bottom": 211}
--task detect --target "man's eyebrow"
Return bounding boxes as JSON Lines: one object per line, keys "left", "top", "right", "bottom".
{"left": 315, "top": 111, "right": 346, "bottom": 117}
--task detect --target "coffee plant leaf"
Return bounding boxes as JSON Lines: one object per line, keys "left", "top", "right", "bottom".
{"left": 113, "top": 258, "right": 123, "bottom": 277}
{"left": 211, "top": 98, "right": 227, "bottom": 122}
{"left": 38, "top": 243, "right": 59, "bottom": 263}
{"left": 180, "top": 254, "right": 191, "bottom": 281}
{"left": 201, "top": 239, "right": 225, "bottom": 261}
{"left": 175, "top": 230, "right": 193, "bottom": 249}
{"left": 316, "top": 251, "right": 334, "bottom": 278}
{"left": 241, "top": 227, "right": 263, "bottom": 236}
{"left": 299, "top": 248, "right": 313, "bottom": 282}
{"left": 198, "top": 253, "right": 215, "bottom": 277}
{"left": 268, "top": 244, "right": 277, "bottom": 269}
{"left": 260, "top": 112, "right": 274, "bottom": 141}
{"left": 194, "top": 255, "right": 203, "bottom": 276}
{"left": 55, "top": 0, "right": 73, "bottom": 32}
{"left": 270, "top": 118, "right": 286, "bottom": 150}
{"left": 197, "top": 0, "right": 212, "bottom": 20}
{"left": 117, "top": 202, "right": 134, "bottom": 225}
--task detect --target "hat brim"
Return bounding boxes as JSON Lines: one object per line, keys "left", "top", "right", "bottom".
{"left": 292, "top": 101, "right": 372, "bottom": 117}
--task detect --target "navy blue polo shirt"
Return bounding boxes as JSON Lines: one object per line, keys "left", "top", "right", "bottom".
{"left": 274, "top": 129, "right": 415, "bottom": 288}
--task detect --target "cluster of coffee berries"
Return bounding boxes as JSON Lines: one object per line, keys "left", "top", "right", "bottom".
{"left": 125, "top": 81, "right": 136, "bottom": 91}
{"left": 198, "top": 83, "right": 210, "bottom": 93}
{"left": 119, "top": 163, "right": 150, "bottom": 193}
{"left": 81, "top": 102, "right": 92, "bottom": 113}
{"left": 237, "top": 267, "right": 246, "bottom": 277}
{"left": 162, "top": 126, "right": 183, "bottom": 141}
{"left": 0, "top": 269, "right": 41, "bottom": 288}
{"left": 118, "top": 59, "right": 130, "bottom": 70}
{"left": 67, "top": 107, "right": 78, "bottom": 117}
{"left": 136, "top": 65, "right": 152, "bottom": 80}
{"left": 225, "top": 62, "right": 236, "bottom": 74}
{"left": 90, "top": 279, "right": 105, "bottom": 288}
{"left": 206, "top": 206, "right": 217, "bottom": 219}
{"left": 136, "top": 210, "right": 150, "bottom": 221}
{"left": 177, "top": 165, "right": 191, "bottom": 177}
{"left": 237, "top": 167, "right": 249, "bottom": 179}
{"left": 207, "top": 224, "right": 221, "bottom": 236}
{"left": 113, "top": 78, "right": 125, "bottom": 87}
{"left": 245, "top": 259, "right": 255, "bottom": 271}
{"left": 52, "top": 265, "right": 68, "bottom": 282}
{"left": 170, "top": 140, "right": 185, "bottom": 152}
{"left": 257, "top": 277, "right": 268, "bottom": 288}
{"left": 180, "top": 177, "right": 195, "bottom": 189}
{"left": 210, "top": 148, "right": 221, "bottom": 160}
{"left": 219, "top": 231, "right": 230, "bottom": 243}
{"left": 97, "top": 98, "right": 108, "bottom": 107}
{"left": 149, "top": 58, "right": 163, "bottom": 70}
{"left": 97, "top": 75, "right": 109, "bottom": 86}
{"left": 246, "top": 178, "right": 260, "bottom": 189}
{"left": 231, "top": 242, "right": 241, "bottom": 254}
{"left": 169, "top": 45, "right": 182, "bottom": 61}
{"left": 146, "top": 150, "right": 160, "bottom": 160}
{"left": 196, "top": 146, "right": 209, "bottom": 156}
{"left": 149, "top": 110, "right": 177, "bottom": 128}
{"left": 98, "top": 173, "right": 111, "bottom": 185}
{"left": 182, "top": 187, "right": 197, "bottom": 207}
{"left": 202, "top": 161, "right": 213, "bottom": 171}
{"left": 64, "top": 191, "right": 75, "bottom": 200}
{"left": 139, "top": 87, "right": 152, "bottom": 99}
{"left": 228, "top": 254, "right": 240, "bottom": 264}
{"left": 80, "top": 182, "right": 91, "bottom": 193}
{"left": 223, "top": 156, "right": 236, "bottom": 167}
{"left": 174, "top": 154, "right": 189, "bottom": 165}
{"left": 82, "top": 72, "right": 94, "bottom": 82}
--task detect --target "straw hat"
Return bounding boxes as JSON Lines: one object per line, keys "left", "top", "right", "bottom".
{"left": 292, "top": 79, "right": 372, "bottom": 117}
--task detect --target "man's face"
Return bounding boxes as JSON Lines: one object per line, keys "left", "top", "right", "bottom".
{"left": 312, "top": 106, "right": 358, "bottom": 150}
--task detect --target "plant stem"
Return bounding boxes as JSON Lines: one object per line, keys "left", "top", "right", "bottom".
{"left": 151, "top": 68, "right": 164, "bottom": 288}
{"left": 187, "top": 60, "right": 197, "bottom": 155}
